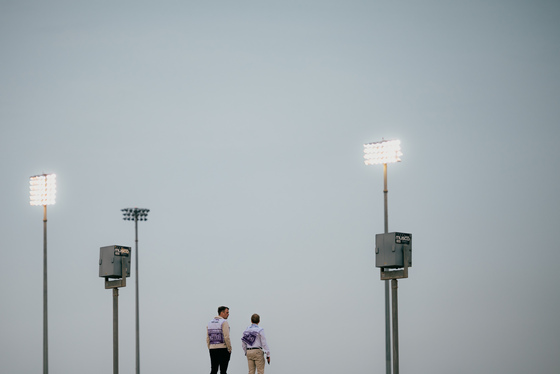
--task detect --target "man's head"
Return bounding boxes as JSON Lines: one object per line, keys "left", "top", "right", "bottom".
{"left": 251, "top": 313, "right": 260, "bottom": 324}
{"left": 218, "top": 306, "right": 230, "bottom": 319}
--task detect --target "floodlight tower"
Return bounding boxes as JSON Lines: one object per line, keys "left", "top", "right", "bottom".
{"left": 121, "top": 207, "right": 149, "bottom": 374}
{"left": 29, "top": 173, "right": 57, "bottom": 374}
{"left": 364, "top": 139, "right": 402, "bottom": 374}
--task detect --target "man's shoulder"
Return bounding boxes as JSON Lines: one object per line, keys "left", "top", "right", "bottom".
{"left": 208, "top": 317, "right": 224, "bottom": 325}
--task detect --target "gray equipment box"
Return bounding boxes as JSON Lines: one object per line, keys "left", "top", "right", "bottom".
{"left": 375, "top": 232, "right": 412, "bottom": 268}
{"left": 99, "top": 245, "right": 131, "bottom": 278}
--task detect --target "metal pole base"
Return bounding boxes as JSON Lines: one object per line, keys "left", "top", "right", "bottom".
{"left": 113, "top": 288, "right": 119, "bottom": 374}
{"left": 43, "top": 207, "right": 48, "bottom": 374}
{"left": 391, "top": 279, "right": 399, "bottom": 374}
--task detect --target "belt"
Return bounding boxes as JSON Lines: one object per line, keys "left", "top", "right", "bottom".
{"left": 247, "top": 347, "right": 262, "bottom": 350}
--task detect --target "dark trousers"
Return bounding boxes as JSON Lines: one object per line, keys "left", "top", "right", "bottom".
{"left": 209, "top": 348, "right": 231, "bottom": 374}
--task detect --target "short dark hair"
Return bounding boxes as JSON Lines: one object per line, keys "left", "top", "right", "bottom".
{"left": 218, "top": 306, "right": 229, "bottom": 315}
{"left": 251, "top": 313, "right": 260, "bottom": 324}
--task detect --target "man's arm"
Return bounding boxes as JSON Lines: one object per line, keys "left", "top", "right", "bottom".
{"left": 222, "top": 321, "right": 232, "bottom": 352}
{"left": 241, "top": 334, "right": 247, "bottom": 356}
{"left": 260, "top": 329, "right": 270, "bottom": 359}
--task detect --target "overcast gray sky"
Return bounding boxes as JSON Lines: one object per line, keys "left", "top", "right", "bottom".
{"left": 1, "top": 1, "right": 559, "bottom": 373}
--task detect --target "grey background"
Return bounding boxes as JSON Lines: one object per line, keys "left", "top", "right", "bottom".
{"left": 1, "top": 1, "right": 559, "bottom": 373}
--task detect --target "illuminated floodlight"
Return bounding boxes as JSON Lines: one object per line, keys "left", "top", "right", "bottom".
{"left": 364, "top": 139, "right": 402, "bottom": 165}
{"left": 121, "top": 207, "right": 150, "bottom": 221}
{"left": 30, "top": 174, "right": 57, "bottom": 206}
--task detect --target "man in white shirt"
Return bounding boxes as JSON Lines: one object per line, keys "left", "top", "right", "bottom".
{"left": 241, "top": 314, "right": 270, "bottom": 374}
{"left": 207, "top": 306, "right": 232, "bottom": 374}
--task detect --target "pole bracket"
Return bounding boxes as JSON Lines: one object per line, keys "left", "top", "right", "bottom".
{"left": 380, "top": 246, "right": 410, "bottom": 280}
{"left": 105, "top": 257, "right": 127, "bottom": 289}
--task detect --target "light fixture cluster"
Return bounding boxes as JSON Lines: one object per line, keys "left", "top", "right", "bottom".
{"left": 121, "top": 208, "right": 150, "bottom": 221}
{"left": 29, "top": 174, "right": 57, "bottom": 206}
{"left": 364, "top": 139, "right": 402, "bottom": 165}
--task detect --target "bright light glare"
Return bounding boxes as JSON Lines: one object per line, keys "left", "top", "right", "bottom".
{"left": 30, "top": 174, "right": 57, "bottom": 206}
{"left": 364, "top": 139, "right": 402, "bottom": 165}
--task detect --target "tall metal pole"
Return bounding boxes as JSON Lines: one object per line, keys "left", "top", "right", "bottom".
{"left": 122, "top": 207, "right": 148, "bottom": 374}
{"left": 31, "top": 174, "right": 55, "bottom": 374}
{"left": 135, "top": 215, "right": 140, "bottom": 374}
{"left": 391, "top": 279, "right": 399, "bottom": 374}
{"left": 365, "top": 140, "right": 402, "bottom": 374}
{"left": 383, "top": 163, "right": 391, "bottom": 374}
{"left": 43, "top": 205, "right": 48, "bottom": 374}
{"left": 113, "top": 288, "right": 119, "bottom": 374}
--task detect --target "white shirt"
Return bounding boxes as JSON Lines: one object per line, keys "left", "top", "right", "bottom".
{"left": 207, "top": 317, "right": 231, "bottom": 352}
{"left": 241, "top": 324, "right": 270, "bottom": 357}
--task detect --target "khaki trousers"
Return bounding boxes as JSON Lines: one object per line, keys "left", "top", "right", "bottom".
{"left": 246, "top": 349, "right": 265, "bottom": 374}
